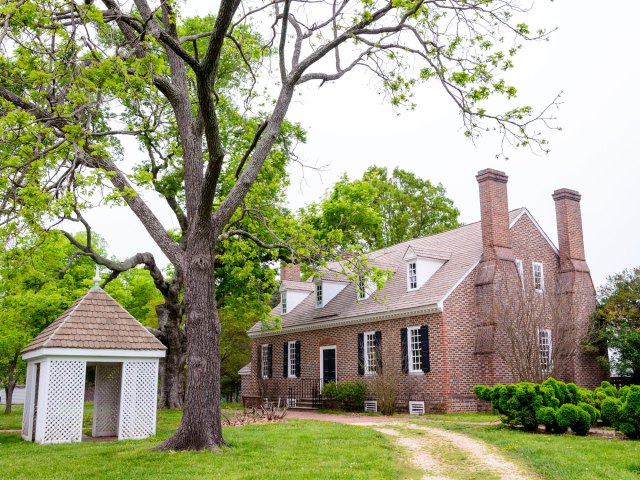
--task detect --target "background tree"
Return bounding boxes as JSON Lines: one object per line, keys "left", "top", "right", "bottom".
{"left": 0, "top": 233, "right": 96, "bottom": 413}
{"left": 592, "top": 267, "right": 640, "bottom": 383}
{"left": 0, "top": 0, "right": 556, "bottom": 451}
{"left": 306, "top": 166, "right": 460, "bottom": 250}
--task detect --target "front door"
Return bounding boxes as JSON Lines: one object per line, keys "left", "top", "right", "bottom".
{"left": 320, "top": 347, "right": 336, "bottom": 388}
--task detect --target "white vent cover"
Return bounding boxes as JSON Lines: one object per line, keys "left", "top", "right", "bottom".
{"left": 409, "top": 401, "right": 425, "bottom": 415}
{"left": 287, "top": 398, "right": 297, "bottom": 408}
{"left": 364, "top": 400, "right": 378, "bottom": 413}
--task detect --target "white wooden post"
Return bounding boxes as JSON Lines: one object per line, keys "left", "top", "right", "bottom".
{"left": 21, "top": 362, "right": 37, "bottom": 441}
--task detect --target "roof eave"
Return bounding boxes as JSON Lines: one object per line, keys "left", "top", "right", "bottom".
{"left": 248, "top": 302, "right": 442, "bottom": 338}
{"left": 22, "top": 347, "right": 167, "bottom": 361}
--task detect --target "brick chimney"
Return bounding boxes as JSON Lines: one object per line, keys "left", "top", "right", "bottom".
{"left": 552, "top": 188, "right": 589, "bottom": 274}
{"left": 476, "top": 168, "right": 513, "bottom": 261}
{"left": 280, "top": 262, "right": 301, "bottom": 282}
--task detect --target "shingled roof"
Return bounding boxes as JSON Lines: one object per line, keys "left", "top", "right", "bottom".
{"left": 249, "top": 208, "right": 531, "bottom": 336}
{"left": 22, "top": 288, "right": 166, "bottom": 353}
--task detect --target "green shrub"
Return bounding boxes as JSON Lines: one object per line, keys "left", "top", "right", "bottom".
{"left": 620, "top": 386, "right": 631, "bottom": 402}
{"left": 577, "top": 388, "right": 596, "bottom": 406}
{"left": 473, "top": 385, "right": 493, "bottom": 402}
{"left": 566, "top": 383, "right": 579, "bottom": 404}
{"left": 601, "top": 397, "right": 622, "bottom": 426}
{"left": 322, "top": 381, "right": 367, "bottom": 411}
{"left": 616, "top": 386, "right": 640, "bottom": 439}
{"left": 556, "top": 404, "right": 592, "bottom": 435}
{"left": 556, "top": 404, "right": 579, "bottom": 430}
{"left": 595, "top": 381, "right": 618, "bottom": 398}
{"left": 572, "top": 408, "right": 592, "bottom": 436}
{"left": 536, "top": 406, "right": 557, "bottom": 432}
{"left": 543, "top": 378, "right": 568, "bottom": 405}
{"left": 578, "top": 402, "right": 600, "bottom": 425}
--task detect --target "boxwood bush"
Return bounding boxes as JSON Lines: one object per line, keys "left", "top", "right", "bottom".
{"left": 321, "top": 381, "right": 367, "bottom": 411}
{"left": 474, "top": 378, "right": 640, "bottom": 438}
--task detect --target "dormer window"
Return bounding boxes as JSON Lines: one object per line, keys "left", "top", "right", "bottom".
{"left": 407, "top": 262, "right": 418, "bottom": 291}
{"left": 316, "top": 282, "right": 323, "bottom": 308}
{"left": 402, "top": 246, "right": 448, "bottom": 293}
{"left": 281, "top": 291, "right": 287, "bottom": 314}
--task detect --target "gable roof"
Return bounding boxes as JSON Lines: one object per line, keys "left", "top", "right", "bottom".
{"left": 22, "top": 288, "right": 166, "bottom": 353}
{"left": 250, "top": 208, "right": 540, "bottom": 337}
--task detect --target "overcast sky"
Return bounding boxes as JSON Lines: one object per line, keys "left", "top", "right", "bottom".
{"left": 84, "top": 1, "right": 640, "bottom": 290}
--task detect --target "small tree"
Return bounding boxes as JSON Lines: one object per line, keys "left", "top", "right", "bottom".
{"left": 592, "top": 267, "right": 640, "bottom": 383}
{"left": 491, "top": 273, "right": 588, "bottom": 384}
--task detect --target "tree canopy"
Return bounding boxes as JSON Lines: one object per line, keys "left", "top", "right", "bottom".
{"left": 306, "top": 166, "right": 460, "bottom": 251}
{"left": 0, "top": 0, "right": 556, "bottom": 451}
{"left": 593, "top": 267, "right": 640, "bottom": 383}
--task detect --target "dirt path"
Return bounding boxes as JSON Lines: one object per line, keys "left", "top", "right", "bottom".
{"left": 288, "top": 411, "right": 536, "bottom": 480}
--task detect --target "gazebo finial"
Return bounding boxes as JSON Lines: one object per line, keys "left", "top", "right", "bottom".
{"left": 92, "top": 265, "right": 101, "bottom": 290}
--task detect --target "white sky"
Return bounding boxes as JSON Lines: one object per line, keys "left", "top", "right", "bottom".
{"left": 84, "top": 1, "right": 640, "bottom": 290}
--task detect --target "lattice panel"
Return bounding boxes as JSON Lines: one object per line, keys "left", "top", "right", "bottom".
{"left": 43, "top": 360, "right": 86, "bottom": 444}
{"left": 119, "top": 361, "right": 158, "bottom": 440}
{"left": 93, "top": 363, "right": 122, "bottom": 437}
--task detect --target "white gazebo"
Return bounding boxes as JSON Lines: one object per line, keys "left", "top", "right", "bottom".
{"left": 20, "top": 285, "right": 166, "bottom": 444}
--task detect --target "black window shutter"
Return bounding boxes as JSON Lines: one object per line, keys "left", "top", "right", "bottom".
{"left": 283, "top": 342, "right": 289, "bottom": 377}
{"left": 375, "top": 330, "right": 382, "bottom": 372}
{"left": 420, "top": 325, "right": 430, "bottom": 373}
{"left": 295, "top": 340, "right": 301, "bottom": 377}
{"left": 357, "top": 333, "right": 364, "bottom": 375}
{"left": 400, "top": 328, "right": 408, "bottom": 373}
{"left": 256, "top": 344, "right": 262, "bottom": 377}
{"left": 267, "top": 344, "right": 273, "bottom": 378}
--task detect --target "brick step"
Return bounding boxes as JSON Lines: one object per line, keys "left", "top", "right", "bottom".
{"left": 288, "top": 398, "right": 323, "bottom": 409}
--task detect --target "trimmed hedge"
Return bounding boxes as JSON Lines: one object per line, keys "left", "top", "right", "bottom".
{"left": 474, "top": 378, "right": 640, "bottom": 438}
{"left": 321, "top": 381, "right": 367, "bottom": 411}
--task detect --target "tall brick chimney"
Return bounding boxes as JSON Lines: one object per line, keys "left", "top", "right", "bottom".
{"left": 476, "top": 168, "right": 513, "bottom": 261}
{"left": 280, "top": 262, "right": 301, "bottom": 282}
{"left": 552, "top": 188, "right": 589, "bottom": 274}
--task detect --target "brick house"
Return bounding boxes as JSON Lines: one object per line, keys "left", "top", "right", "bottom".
{"left": 241, "top": 169, "right": 606, "bottom": 412}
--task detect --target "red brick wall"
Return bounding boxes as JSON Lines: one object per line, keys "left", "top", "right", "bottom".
{"left": 245, "top": 312, "right": 452, "bottom": 412}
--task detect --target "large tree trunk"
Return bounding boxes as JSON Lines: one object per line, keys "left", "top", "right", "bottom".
{"left": 156, "top": 234, "right": 222, "bottom": 451}
{"left": 3, "top": 358, "right": 17, "bottom": 415}
{"left": 157, "top": 302, "right": 186, "bottom": 409}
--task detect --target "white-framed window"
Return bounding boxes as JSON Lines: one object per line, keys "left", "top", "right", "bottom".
{"left": 407, "top": 327, "right": 422, "bottom": 373}
{"left": 533, "top": 262, "right": 544, "bottom": 292}
{"left": 261, "top": 344, "right": 270, "bottom": 379}
{"left": 407, "top": 262, "right": 418, "bottom": 291}
{"left": 515, "top": 259, "right": 524, "bottom": 288}
{"left": 316, "top": 282, "right": 323, "bottom": 308}
{"left": 357, "top": 275, "right": 366, "bottom": 301}
{"left": 288, "top": 341, "right": 297, "bottom": 378}
{"left": 364, "top": 331, "right": 378, "bottom": 375}
{"left": 538, "top": 328, "right": 552, "bottom": 375}
{"left": 281, "top": 291, "right": 287, "bottom": 314}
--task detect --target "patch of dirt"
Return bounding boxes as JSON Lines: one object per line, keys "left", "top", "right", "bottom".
{"left": 374, "top": 427, "right": 452, "bottom": 480}
{"left": 403, "top": 424, "right": 534, "bottom": 480}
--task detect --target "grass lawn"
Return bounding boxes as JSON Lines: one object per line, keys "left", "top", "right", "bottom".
{"left": 0, "top": 405, "right": 416, "bottom": 480}
{"left": 434, "top": 419, "right": 640, "bottom": 480}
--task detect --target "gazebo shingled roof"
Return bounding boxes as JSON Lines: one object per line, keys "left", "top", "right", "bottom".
{"left": 22, "top": 288, "right": 166, "bottom": 353}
